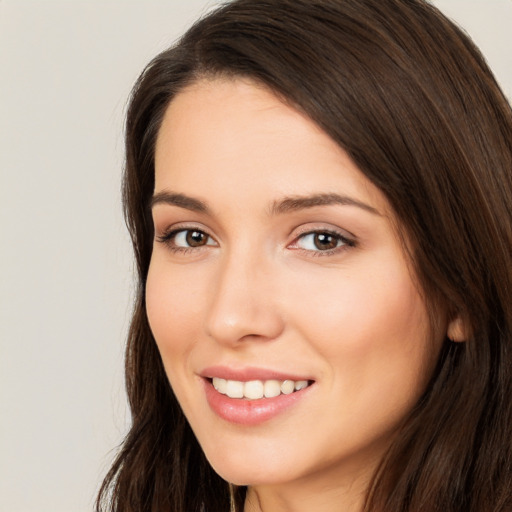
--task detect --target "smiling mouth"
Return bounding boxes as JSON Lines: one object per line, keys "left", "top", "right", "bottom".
{"left": 209, "top": 377, "right": 313, "bottom": 400}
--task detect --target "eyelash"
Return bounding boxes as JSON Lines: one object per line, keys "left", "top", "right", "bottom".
{"left": 290, "top": 229, "right": 356, "bottom": 256}
{"left": 156, "top": 227, "right": 215, "bottom": 254}
{"left": 156, "top": 227, "right": 356, "bottom": 256}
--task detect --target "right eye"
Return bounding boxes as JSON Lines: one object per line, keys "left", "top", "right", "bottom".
{"left": 174, "top": 229, "right": 212, "bottom": 247}
{"left": 157, "top": 228, "right": 217, "bottom": 251}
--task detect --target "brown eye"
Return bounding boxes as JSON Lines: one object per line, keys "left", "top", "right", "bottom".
{"left": 313, "top": 233, "right": 339, "bottom": 250}
{"left": 159, "top": 228, "right": 215, "bottom": 249}
{"left": 185, "top": 230, "right": 208, "bottom": 247}
{"left": 294, "top": 230, "right": 352, "bottom": 253}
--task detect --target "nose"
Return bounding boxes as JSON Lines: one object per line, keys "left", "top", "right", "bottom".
{"left": 205, "top": 251, "right": 285, "bottom": 346}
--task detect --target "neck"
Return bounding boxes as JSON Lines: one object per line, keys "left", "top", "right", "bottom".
{"left": 242, "top": 465, "right": 372, "bottom": 512}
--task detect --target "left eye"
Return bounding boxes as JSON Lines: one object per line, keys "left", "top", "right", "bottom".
{"left": 295, "top": 231, "right": 347, "bottom": 251}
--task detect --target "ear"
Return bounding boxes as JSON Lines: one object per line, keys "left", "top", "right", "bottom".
{"left": 447, "top": 315, "right": 468, "bottom": 342}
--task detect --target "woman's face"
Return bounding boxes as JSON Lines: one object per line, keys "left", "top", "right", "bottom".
{"left": 147, "top": 78, "right": 441, "bottom": 492}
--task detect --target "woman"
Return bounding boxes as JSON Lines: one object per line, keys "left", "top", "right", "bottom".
{"left": 97, "top": 0, "right": 512, "bottom": 510}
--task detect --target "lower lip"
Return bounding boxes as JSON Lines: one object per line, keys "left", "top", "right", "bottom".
{"left": 203, "top": 379, "right": 313, "bottom": 425}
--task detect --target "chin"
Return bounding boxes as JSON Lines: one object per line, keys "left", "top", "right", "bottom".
{"left": 209, "top": 463, "right": 290, "bottom": 487}
{"left": 202, "top": 441, "right": 297, "bottom": 486}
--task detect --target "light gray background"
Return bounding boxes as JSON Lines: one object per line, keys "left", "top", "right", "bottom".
{"left": 1, "top": 1, "right": 510, "bottom": 511}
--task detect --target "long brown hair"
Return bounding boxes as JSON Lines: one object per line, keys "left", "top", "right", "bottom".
{"left": 97, "top": 1, "right": 512, "bottom": 510}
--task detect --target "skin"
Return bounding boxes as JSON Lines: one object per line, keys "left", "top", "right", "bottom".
{"left": 146, "top": 78, "right": 453, "bottom": 512}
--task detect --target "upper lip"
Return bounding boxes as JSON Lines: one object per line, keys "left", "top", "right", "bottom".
{"left": 200, "top": 365, "right": 314, "bottom": 382}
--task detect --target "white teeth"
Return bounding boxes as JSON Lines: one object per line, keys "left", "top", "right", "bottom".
{"left": 225, "top": 380, "right": 244, "bottom": 398}
{"left": 295, "top": 380, "right": 308, "bottom": 391}
{"left": 244, "top": 380, "right": 264, "bottom": 400}
{"left": 264, "top": 380, "right": 281, "bottom": 398}
{"left": 280, "top": 380, "right": 295, "bottom": 395}
{"left": 212, "top": 377, "right": 227, "bottom": 394}
{"left": 211, "top": 377, "right": 311, "bottom": 400}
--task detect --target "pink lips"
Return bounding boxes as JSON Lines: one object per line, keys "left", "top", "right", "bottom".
{"left": 201, "top": 366, "right": 314, "bottom": 425}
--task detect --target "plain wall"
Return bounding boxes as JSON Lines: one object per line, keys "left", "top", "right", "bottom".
{"left": 0, "top": 1, "right": 510, "bottom": 511}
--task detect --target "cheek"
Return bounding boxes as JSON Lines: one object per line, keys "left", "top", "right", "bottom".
{"left": 145, "top": 258, "right": 205, "bottom": 361}
{"left": 145, "top": 258, "right": 212, "bottom": 422}
{"left": 287, "top": 266, "right": 434, "bottom": 455}
{"left": 287, "top": 256, "right": 433, "bottom": 388}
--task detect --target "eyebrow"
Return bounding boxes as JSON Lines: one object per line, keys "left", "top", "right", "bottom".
{"left": 151, "top": 191, "right": 209, "bottom": 213}
{"left": 150, "top": 190, "right": 381, "bottom": 216}
{"left": 271, "top": 193, "right": 381, "bottom": 216}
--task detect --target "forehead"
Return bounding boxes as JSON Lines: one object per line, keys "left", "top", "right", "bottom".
{"left": 155, "top": 78, "right": 329, "bottom": 169}
{"left": 154, "top": 78, "right": 389, "bottom": 216}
